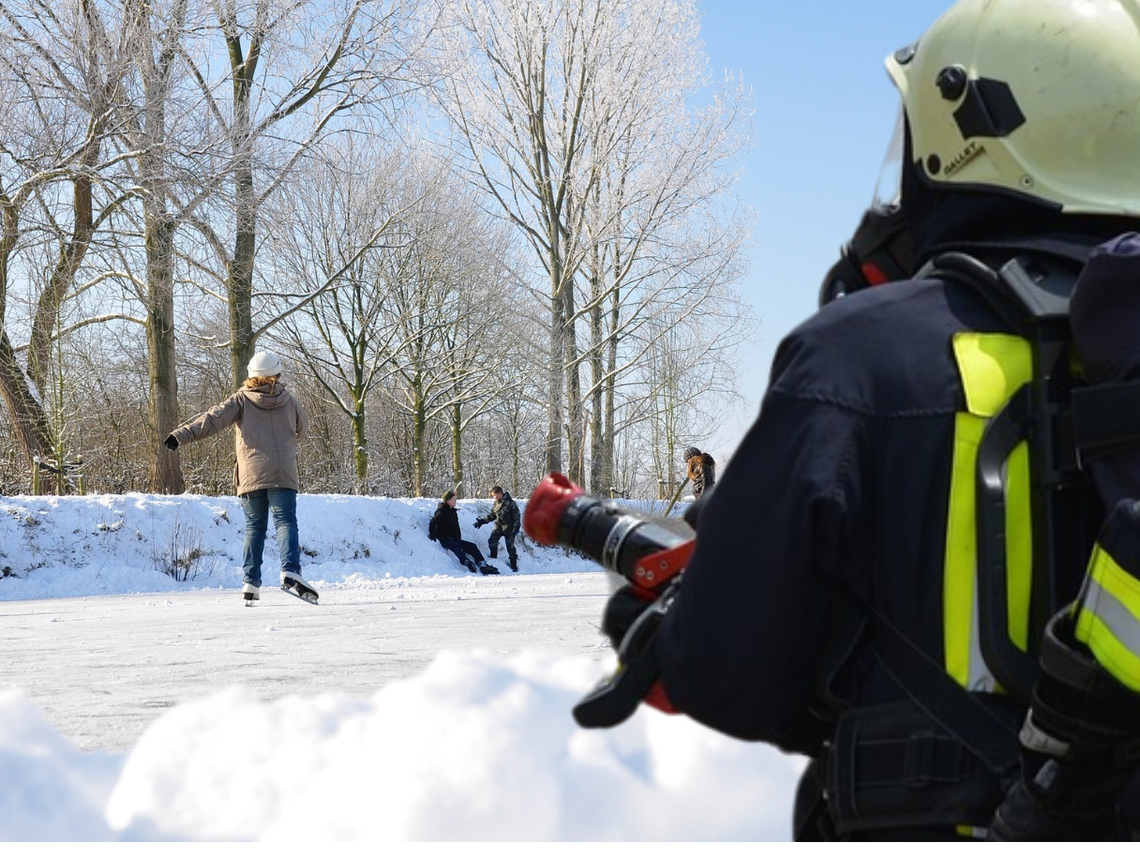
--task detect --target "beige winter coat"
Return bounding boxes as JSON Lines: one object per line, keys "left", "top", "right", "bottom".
{"left": 170, "top": 383, "right": 309, "bottom": 495}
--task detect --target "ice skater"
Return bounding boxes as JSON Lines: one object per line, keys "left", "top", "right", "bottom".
{"left": 164, "top": 351, "right": 316, "bottom": 604}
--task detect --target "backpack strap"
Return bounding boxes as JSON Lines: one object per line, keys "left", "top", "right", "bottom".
{"left": 865, "top": 606, "right": 1021, "bottom": 780}
{"left": 1072, "top": 378, "right": 1140, "bottom": 455}
{"left": 924, "top": 252, "right": 1091, "bottom": 702}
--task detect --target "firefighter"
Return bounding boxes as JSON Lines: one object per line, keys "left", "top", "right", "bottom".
{"left": 602, "top": 0, "right": 1140, "bottom": 839}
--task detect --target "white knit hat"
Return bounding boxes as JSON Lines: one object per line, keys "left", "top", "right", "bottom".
{"left": 247, "top": 351, "right": 283, "bottom": 377}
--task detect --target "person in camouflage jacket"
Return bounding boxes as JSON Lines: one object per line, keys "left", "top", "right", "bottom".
{"left": 474, "top": 485, "right": 521, "bottom": 572}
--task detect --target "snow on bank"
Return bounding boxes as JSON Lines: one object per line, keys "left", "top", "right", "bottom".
{"left": 0, "top": 492, "right": 803, "bottom": 841}
{"left": 0, "top": 492, "right": 602, "bottom": 600}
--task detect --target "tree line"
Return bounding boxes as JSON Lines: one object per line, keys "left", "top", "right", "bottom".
{"left": 0, "top": 0, "right": 755, "bottom": 501}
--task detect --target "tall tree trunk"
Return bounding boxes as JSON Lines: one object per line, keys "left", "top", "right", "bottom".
{"left": 0, "top": 200, "right": 53, "bottom": 478}
{"left": 22, "top": 166, "right": 98, "bottom": 494}
{"left": 412, "top": 376, "right": 426, "bottom": 496}
{"left": 223, "top": 20, "right": 262, "bottom": 390}
{"left": 229, "top": 159, "right": 257, "bottom": 388}
{"left": 562, "top": 279, "right": 583, "bottom": 487}
{"left": 602, "top": 283, "right": 619, "bottom": 496}
{"left": 547, "top": 271, "right": 564, "bottom": 476}
{"left": 28, "top": 175, "right": 96, "bottom": 396}
{"left": 588, "top": 270, "right": 604, "bottom": 494}
{"left": 146, "top": 213, "right": 184, "bottom": 493}
{"left": 134, "top": 0, "right": 188, "bottom": 493}
{"left": 352, "top": 403, "right": 368, "bottom": 494}
{"left": 451, "top": 401, "right": 463, "bottom": 495}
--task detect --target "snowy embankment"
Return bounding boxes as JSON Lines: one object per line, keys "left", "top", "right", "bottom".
{"left": 0, "top": 492, "right": 596, "bottom": 599}
{"left": 0, "top": 492, "right": 803, "bottom": 841}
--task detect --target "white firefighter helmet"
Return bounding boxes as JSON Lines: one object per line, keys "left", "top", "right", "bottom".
{"left": 886, "top": 0, "right": 1140, "bottom": 217}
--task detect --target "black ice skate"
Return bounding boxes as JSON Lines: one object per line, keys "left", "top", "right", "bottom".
{"left": 280, "top": 571, "right": 319, "bottom": 604}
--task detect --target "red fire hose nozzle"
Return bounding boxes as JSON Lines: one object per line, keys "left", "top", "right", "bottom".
{"left": 523, "top": 472, "right": 584, "bottom": 546}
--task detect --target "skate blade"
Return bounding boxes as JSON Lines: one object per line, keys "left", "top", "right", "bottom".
{"left": 281, "top": 585, "right": 319, "bottom": 605}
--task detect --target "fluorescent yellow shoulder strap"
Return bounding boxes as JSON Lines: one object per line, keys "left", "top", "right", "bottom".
{"left": 944, "top": 332, "right": 1034, "bottom": 689}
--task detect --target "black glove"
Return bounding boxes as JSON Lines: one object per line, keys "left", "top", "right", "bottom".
{"left": 163, "top": 434, "right": 179, "bottom": 451}
{"left": 989, "top": 759, "right": 1120, "bottom": 840}
{"left": 989, "top": 611, "right": 1140, "bottom": 840}
{"left": 573, "top": 582, "right": 678, "bottom": 729}
{"left": 602, "top": 585, "right": 657, "bottom": 650}
{"left": 474, "top": 519, "right": 484, "bottom": 529}
{"left": 989, "top": 733, "right": 1132, "bottom": 840}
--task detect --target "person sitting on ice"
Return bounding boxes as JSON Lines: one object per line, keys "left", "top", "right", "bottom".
{"left": 428, "top": 490, "right": 499, "bottom": 576}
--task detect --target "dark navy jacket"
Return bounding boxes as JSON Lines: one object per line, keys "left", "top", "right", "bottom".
{"left": 656, "top": 272, "right": 1018, "bottom": 754}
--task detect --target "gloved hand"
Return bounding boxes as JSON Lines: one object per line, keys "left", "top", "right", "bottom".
{"left": 163, "top": 434, "right": 179, "bottom": 451}
{"left": 602, "top": 584, "right": 658, "bottom": 650}
{"left": 989, "top": 757, "right": 1122, "bottom": 840}
{"left": 572, "top": 582, "right": 677, "bottom": 728}
{"left": 474, "top": 519, "right": 485, "bottom": 529}
{"left": 988, "top": 610, "right": 1140, "bottom": 840}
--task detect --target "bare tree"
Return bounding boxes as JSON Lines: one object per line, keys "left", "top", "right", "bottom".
{"left": 114, "top": 0, "right": 204, "bottom": 492}
{"left": 437, "top": 0, "right": 608, "bottom": 482}
{"left": 188, "top": 0, "right": 430, "bottom": 389}
{"left": 437, "top": 0, "right": 754, "bottom": 488}
{"left": 627, "top": 284, "right": 754, "bottom": 495}
{"left": 576, "top": 27, "right": 753, "bottom": 492}
{"left": 264, "top": 139, "right": 407, "bottom": 494}
{"left": 372, "top": 157, "right": 523, "bottom": 496}
{"left": 0, "top": 0, "right": 141, "bottom": 488}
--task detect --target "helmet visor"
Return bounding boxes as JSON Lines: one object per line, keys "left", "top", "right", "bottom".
{"left": 872, "top": 106, "right": 906, "bottom": 210}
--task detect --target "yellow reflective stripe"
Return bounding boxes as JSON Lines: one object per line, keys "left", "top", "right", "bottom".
{"left": 1075, "top": 545, "right": 1140, "bottom": 692}
{"left": 945, "top": 333, "right": 1034, "bottom": 689}
{"left": 944, "top": 412, "right": 983, "bottom": 688}
{"left": 953, "top": 333, "right": 1034, "bottom": 418}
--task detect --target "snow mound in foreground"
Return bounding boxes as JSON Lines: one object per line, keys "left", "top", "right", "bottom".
{"left": 2, "top": 651, "right": 802, "bottom": 841}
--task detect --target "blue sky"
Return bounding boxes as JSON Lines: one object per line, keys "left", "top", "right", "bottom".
{"left": 698, "top": 0, "right": 954, "bottom": 457}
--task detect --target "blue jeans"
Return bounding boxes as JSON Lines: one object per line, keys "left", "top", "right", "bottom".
{"left": 240, "top": 488, "right": 301, "bottom": 587}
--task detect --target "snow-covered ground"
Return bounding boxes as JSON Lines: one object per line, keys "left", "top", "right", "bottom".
{"left": 0, "top": 492, "right": 803, "bottom": 841}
